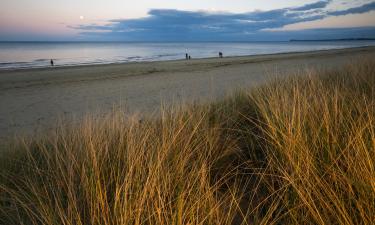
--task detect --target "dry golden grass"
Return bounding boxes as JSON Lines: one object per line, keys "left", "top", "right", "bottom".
{"left": 0, "top": 59, "right": 374, "bottom": 224}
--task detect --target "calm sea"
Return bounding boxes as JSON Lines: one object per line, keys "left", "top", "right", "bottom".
{"left": 0, "top": 41, "right": 374, "bottom": 70}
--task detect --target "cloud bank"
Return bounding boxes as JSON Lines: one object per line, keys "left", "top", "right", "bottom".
{"left": 72, "top": 0, "right": 375, "bottom": 41}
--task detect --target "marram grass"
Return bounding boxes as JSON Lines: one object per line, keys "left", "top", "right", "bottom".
{"left": 1, "top": 59, "right": 374, "bottom": 224}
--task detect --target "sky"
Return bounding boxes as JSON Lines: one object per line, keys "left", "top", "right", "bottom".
{"left": 0, "top": 0, "right": 374, "bottom": 41}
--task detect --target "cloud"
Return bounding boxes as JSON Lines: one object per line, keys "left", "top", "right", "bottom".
{"left": 72, "top": 0, "right": 375, "bottom": 41}
{"left": 328, "top": 1, "right": 375, "bottom": 16}
{"left": 292, "top": 0, "right": 331, "bottom": 11}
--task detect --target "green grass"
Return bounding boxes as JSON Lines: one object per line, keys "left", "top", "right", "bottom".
{"left": 0, "top": 59, "right": 374, "bottom": 224}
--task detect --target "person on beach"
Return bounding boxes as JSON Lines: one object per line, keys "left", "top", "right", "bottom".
{"left": 186, "top": 53, "right": 188, "bottom": 60}
{"left": 219, "top": 52, "right": 223, "bottom": 58}
{"left": 50, "top": 59, "right": 54, "bottom": 66}
{"left": 188, "top": 55, "right": 191, "bottom": 60}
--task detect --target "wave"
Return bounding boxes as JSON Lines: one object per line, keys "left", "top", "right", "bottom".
{"left": 0, "top": 61, "right": 29, "bottom": 65}
{"left": 33, "top": 59, "right": 49, "bottom": 62}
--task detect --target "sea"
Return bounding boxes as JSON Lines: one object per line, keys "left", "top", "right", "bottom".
{"left": 0, "top": 41, "right": 374, "bottom": 70}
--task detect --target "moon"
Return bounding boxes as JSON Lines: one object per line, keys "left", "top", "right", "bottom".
{"left": 79, "top": 16, "right": 84, "bottom": 20}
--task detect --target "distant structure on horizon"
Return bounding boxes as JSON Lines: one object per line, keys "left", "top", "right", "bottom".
{"left": 290, "top": 38, "right": 375, "bottom": 42}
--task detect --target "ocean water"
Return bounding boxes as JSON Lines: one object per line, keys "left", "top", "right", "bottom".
{"left": 0, "top": 41, "right": 374, "bottom": 70}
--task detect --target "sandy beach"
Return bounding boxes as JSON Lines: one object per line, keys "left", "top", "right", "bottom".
{"left": 1, "top": 46, "right": 375, "bottom": 139}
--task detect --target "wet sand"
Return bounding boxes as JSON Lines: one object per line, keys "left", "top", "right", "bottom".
{"left": 1, "top": 46, "right": 375, "bottom": 139}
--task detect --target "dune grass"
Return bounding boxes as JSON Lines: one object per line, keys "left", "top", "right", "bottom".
{"left": 0, "top": 59, "right": 374, "bottom": 224}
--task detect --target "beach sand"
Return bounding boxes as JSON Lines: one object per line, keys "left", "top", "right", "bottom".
{"left": 1, "top": 46, "right": 375, "bottom": 139}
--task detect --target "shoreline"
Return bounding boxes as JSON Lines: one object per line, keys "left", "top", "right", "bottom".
{"left": 1, "top": 46, "right": 375, "bottom": 140}
{"left": 1, "top": 45, "right": 374, "bottom": 73}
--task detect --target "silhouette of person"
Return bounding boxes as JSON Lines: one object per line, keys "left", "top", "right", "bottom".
{"left": 188, "top": 55, "right": 191, "bottom": 60}
{"left": 50, "top": 59, "right": 54, "bottom": 66}
{"left": 219, "top": 52, "right": 223, "bottom": 58}
{"left": 186, "top": 53, "right": 188, "bottom": 60}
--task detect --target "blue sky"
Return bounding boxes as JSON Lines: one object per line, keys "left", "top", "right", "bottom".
{"left": 1, "top": 0, "right": 375, "bottom": 41}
